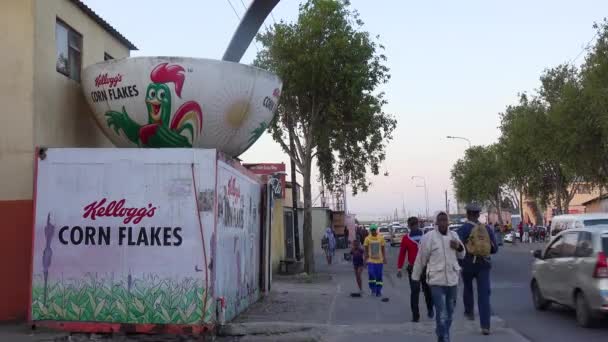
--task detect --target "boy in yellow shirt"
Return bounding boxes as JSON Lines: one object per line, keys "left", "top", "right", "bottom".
{"left": 364, "top": 224, "right": 387, "bottom": 297}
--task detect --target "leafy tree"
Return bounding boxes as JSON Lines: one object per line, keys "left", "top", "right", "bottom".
{"left": 498, "top": 65, "right": 587, "bottom": 215}
{"left": 451, "top": 144, "right": 507, "bottom": 223}
{"left": 580, "top": 19, "right": 608, "bottom": 185}
{"left": 254, "top": 0, "right": 396, "bottom": 273}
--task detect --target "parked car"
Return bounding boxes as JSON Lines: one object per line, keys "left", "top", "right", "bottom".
{"left": 530, "top": 226, "right": 608, "bottom": 327}
{"left": 448, "top": 224, "right": 461, "bottom": 233}
{"left": 550, "top": 213, "right": 608, "bottom": 236}
{"left": 390, "top": 227, "right": 409, "bottom": 246}
{"left": 504, "top": 231, "right": 520, "bottom": 243}
{"left": 422, "top": 226, "right": 434, "bottom": 235}
{"left": 378, "top": 226, "right": 392, "bottom": 242}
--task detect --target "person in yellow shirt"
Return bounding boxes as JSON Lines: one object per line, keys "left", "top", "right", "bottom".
{"left": 364, "top": 224, "right": 387, "bottom": 297}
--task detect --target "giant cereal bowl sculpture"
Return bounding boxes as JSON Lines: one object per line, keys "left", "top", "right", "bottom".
{"left": 82, "top": 57, "right": 282, "bottom": 156}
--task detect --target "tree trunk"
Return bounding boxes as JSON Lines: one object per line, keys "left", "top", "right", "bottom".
{"left": 555, "top": 179, "right": 563, "bottom": 215}
{"left": 495, "top": 191, "right": 504, "bottom": 224}
{"left": 302, "top": 159, "right": 315, "bottom": 274}
{"left": 528, "top": 199, "right": 544, "bottom": 225}
{"left": 519, "top": 189, "right": 524, "bottom": 220}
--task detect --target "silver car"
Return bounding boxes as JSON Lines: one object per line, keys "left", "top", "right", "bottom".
{"left": 531, "top": 227, "right": 608, "bottom": 327}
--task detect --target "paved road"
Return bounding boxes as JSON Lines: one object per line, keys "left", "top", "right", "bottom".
{"left": 382, "top": 240, "right": 607, "bottom": 342}
{"left": 488, "top": 241, "right": 608, "bottom": 342}
{"left": 232, "top": 244, "right": 527, "bottom": 342}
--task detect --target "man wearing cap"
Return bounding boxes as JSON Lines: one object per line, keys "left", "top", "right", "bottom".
{"left": 364, "top": 224, "right": 387, "bottom": 297}
{"left": 457, "top": 203, "right": 498, "bottom": 335}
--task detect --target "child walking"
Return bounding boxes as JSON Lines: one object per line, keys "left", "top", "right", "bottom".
{"left": 351, "top": 239, "right": 365, "bottom": 294}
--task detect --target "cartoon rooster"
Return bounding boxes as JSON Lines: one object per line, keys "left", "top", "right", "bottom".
{"left": 105, "top": 63, "right": 203, "bottom": 147}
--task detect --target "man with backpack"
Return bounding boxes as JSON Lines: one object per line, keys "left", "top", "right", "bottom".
{"left": 457, "top": 203, "right": 498, "bottom": 336}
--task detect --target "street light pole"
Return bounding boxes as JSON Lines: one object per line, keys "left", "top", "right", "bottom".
{"left": 411, "top": 176, "right": 429, "bottom": 219}
{"left": 446, "top": 135, "right": 472, "bottom": 149}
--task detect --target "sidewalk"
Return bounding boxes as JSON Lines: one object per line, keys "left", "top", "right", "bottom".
{"left": 222, "top": 251, "right": 530, "bottom": 342}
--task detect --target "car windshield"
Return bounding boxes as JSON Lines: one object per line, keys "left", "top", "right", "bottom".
{"left": 394, "top": 228, "right": 407, "bottom": 233}
{"left": 603, "top": 236, "right": 608, "bottom": 254}
{"left": 583, "top": 219, "right": 608, "bottom": 226}
{"left": 379, "top": 228, "right": 389, "bottom": 233}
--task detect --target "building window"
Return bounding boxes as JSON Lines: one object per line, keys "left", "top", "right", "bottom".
{"left": 104, "top": 53, "right": 113, "bottom": 61}
{"left": 56, "top": 19, "right": 82, "bottom": 81}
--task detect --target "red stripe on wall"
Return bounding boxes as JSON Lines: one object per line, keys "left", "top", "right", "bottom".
{"left": 0, "top": 200, "right": 33, "bottom": 321}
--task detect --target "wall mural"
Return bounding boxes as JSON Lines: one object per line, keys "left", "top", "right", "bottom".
{"left": 31, "top": 151, "right": 216, "bottom": 325}
{"left": 215, "top": 161, "right": 261, "bottom": 321}
{"left": 104, "top": 63, "right": 203, "bottom": 148}
{"left": 82, "top": 57, "right": 283, "bottom": 157}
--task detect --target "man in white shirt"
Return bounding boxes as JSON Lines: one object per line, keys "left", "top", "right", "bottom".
{"left": 412, "top": 212, "right": 465, "bottom": 342}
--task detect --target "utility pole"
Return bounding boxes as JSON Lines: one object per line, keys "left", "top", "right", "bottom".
{"left": 445, "top": 190, "right": 449, "bottom": 215}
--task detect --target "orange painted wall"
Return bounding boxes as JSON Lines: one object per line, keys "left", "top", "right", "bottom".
{"left": 0, "top": 200, "right": 33, "bottom": 321}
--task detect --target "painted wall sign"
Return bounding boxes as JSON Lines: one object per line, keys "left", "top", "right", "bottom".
{"left": 31, "top": 149, "right": 217, "bottom": 326}
{"left": 243, "top": 163, "right": 286, "bottom": 198}
{"left": 215, "top": 161, "right": 262, "bottom": 321}
{"left": 82, "top": 57, "right": 283, "bottom": 156}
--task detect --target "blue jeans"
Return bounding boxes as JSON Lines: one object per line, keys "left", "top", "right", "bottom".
{"left": 367, "top": 263, "right": 384, "bottom": 296}
{"left": 462, "top": 263, "right": 492, "bottom": 329}
{"left": 431, "top": 285, "right": 457, "bottom": 342}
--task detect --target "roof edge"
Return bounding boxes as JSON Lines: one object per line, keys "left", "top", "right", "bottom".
{"left": 70, "top": 0, "right": 138, "bottom": 50}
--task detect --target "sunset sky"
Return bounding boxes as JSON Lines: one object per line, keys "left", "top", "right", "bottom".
{"left": 83, "top": 0, "right": 608, "bottom": 220}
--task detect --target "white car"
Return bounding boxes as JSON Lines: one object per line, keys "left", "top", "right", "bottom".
{"left": 448, "top": 224, "right": 461, "bottom": 233}
{"left": 504, "top": 231, "right": 520, "bottom": 243}
{"left": 531, "top": 226, "right": 608, "bottom": 327}
{"left": 378, "top": 226, "right": 392, "bottom": 242}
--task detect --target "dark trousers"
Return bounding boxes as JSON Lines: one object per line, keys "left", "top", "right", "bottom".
{"left": 462, "top": 263, "right": 492, "bottom": 329}
{"left": 408, "top": 266, "right": 433, "bottom": 319}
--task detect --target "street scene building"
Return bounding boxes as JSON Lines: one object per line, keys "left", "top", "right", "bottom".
{"left": 1, "top": 1, "right": 608, "bottom": 342}
{"left": 0, "top": 0, "right": 135, "bottom": 321}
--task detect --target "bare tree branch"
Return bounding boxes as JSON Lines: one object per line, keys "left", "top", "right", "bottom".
{"left": 276, "top": 134, "right": 303, "bottom": 171}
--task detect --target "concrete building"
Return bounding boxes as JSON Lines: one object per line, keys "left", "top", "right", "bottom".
{"left": 311, "top": 207, "right": 332, "bottom": 253}
{"left": 521, "top": 183, "right": 600, "bottom": 225}
{"left": 582, "top": 194, "right": 608, "bottom": 213}
{"left": 0, "top": 0, "right": 136, "bottom": 321}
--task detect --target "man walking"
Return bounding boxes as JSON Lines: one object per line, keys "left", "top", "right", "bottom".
{"left": 397, "top": 216, "right": 433, "bottom": 322}
{"left": 458, "top": 203, "right": 498, "bottom": 335}
{"left": 364, "top": 224, "right": 386, "bottom": 297}
{"left": 412, "top": 212, "right": 465, "bottom": 342}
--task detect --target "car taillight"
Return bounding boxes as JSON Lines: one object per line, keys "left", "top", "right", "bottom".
{"left": 594, "top": 252, "right": 608, "bottom": 278}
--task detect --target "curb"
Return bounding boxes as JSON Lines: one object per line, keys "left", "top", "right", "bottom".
{"left": 218, "top": 322, "right": 325, "bottom": 337}
{"left": 499, "top": 328, "right": 533, "bottom": 342}
{"left": 218, "top": 317, "right": 529, "bottom": 340}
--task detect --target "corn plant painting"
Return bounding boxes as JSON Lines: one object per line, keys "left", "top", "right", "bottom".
{"left": 31, "top": 273, "right": 213, "bottom": 324}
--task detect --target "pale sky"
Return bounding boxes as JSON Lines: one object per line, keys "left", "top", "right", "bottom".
{"left": 83, "top": 0, "right": 608, "bottom": 220}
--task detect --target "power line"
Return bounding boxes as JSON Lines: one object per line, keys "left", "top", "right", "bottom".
{"left": 226, "top": 0, "right": 240, "bottom": 20}
{"left": 570, "top": 32, "right": 599, "bottom": 65}
{"left": 225, "top": 0, "right": 260, "bottom": 56}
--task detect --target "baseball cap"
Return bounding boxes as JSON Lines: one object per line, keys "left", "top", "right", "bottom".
{"left": 369, "top": 224, "right": 378, "bottom": 230}
{"left": 465, "top": 202, "right": 482, "bottom": 212}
